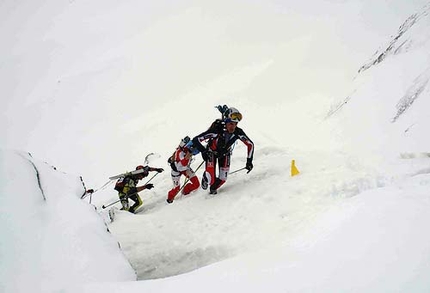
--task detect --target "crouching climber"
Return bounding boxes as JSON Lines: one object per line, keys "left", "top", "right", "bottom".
{"left": 115, "top": 165, "right": 163, "bottom": 213}
{"left": 167, "top": 136, "right": 201, "bottom": 203}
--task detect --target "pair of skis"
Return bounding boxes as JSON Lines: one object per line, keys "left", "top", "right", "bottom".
{"left": 108, "top": 153, "right": 157, "bottom": 180}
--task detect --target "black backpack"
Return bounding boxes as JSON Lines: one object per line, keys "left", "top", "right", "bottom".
{"left": 208, "top": 119, "right": 225, "bottom": 133}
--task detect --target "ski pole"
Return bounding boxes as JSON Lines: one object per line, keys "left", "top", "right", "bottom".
{"left": 81, "top": 180, "right": 114, "bottom": 200}
{"left": 229, "top": 167, "right": 247, "bottom": 175}
{"left": 179, "top": 160, "right": 205, "bottom": 197}
{"left": 102, "top": 199, "right": 120, "bottom": 209}
{"left": 144, "top": 172, "right": 159, "bottom": 185}
{"left": 102, "top": 190, "right": 141, "bottom": 209}
{"left": 102, "top": 173, "right": 159, "bottom": 209}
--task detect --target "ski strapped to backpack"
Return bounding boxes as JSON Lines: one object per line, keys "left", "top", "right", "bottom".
{"left": 215, "top": 104, "right": 229, "bottom": 118}
{"left": 110, "top": 153, "right": 159, "bottom": 180}
{"left": 109, "top": 167, "right": 148, "bottom": 180}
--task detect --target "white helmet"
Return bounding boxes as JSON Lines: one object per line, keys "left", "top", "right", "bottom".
{"left": 224, "top": 107, "right": 242, "bottom": 123}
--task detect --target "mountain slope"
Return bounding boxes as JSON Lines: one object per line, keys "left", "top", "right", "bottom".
{"left": 324, "top": 3, "right": 430, "bottom": 156}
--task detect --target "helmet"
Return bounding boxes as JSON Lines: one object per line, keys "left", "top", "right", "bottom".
{"left": 185, "top": 140, "right": 200, "bottom": 155}
{"left": 179, "top": 136, "right": 190, "bottom": 148}
{"left": 224, "top": 107, "right": 242, "bottom": 123}
{"left": 135, "top": 165, "right": 148, "bottom": 177}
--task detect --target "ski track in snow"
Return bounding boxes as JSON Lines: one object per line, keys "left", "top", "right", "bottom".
{"left": 101, "top": 147, "right": 430, "bottom": 280}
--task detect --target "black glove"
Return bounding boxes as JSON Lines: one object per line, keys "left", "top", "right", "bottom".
{"left": 156, "top": 168, "right": 164, "bottom": 173}
{"left": 245, "top": 158, "right": 253, "bottom": 173}
{"left": 145, "top": 183, "right": 154, "bottom": 190}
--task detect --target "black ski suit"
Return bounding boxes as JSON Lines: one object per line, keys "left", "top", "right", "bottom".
{"left": 192, "top": 119, "right": 254, "bottom": 193}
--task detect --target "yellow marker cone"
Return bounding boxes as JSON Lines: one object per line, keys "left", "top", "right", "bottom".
{"left": 291, "top": 159, "right": 300, "bottom": 177}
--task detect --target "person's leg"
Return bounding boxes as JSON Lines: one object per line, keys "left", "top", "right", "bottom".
{"left": 128, "top": 194, "right": 143, "bottom": 213}
{"left": 202, "top": 152, "right": 216, "bottom": 190}
{"left": 210, "top": 155, "right": 230, "bottom": 194}
{"left": 119, "top": 193, "right": 129, "bottom": 211}
{"left": 183, "top": 169, "right": 200, "bottom": 195}
{"left": 167, "top": 170, "right": 181, "bottom": 203}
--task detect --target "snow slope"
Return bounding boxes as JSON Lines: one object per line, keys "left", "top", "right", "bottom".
{"left": 2, "top": 0, "right": 430, "bottom": 292}
{"left": 90, "top": 1, "right": 430, "bottom": 289}
{"left": 0, "top": 150, "right": 136, "bottom": 293}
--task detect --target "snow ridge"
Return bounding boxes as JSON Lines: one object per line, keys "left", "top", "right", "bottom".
{"left": 358, "top": 3, "right": 430, "bottom": 73}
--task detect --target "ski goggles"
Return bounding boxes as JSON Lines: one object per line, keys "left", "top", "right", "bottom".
{"left": 229, "top": 112, "right": 242, "bottom": 122}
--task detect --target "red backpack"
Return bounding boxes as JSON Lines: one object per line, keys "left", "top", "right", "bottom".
{"left": 114, "top": 177, "right": 126, "bottom": 192}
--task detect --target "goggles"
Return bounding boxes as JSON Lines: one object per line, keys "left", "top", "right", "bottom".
{"left": 229, "top": 112, "right": 242, "bottom": 122}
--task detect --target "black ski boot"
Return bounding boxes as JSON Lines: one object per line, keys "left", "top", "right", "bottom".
{"left": 209, "top": 178, "right": 223, "bottom": 195}
{"left": 209, "top": 188, "right": 217, "bottom": 195}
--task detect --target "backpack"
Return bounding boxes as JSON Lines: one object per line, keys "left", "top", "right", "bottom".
{"left": 167, "top": 136, "right": 190, "bottom": 164}
{"left": 167, "top": 150, "right": 176, "bottom": 165}
{"left": 208, "top": 119, "right": 225, "bottom": 133}
{"left": 114, "top": 177, "right": 126, "bottom": 192}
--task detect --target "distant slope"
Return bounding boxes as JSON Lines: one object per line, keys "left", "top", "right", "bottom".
{"left": 324, "top": 3, "right": 430, "bottom": 155}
